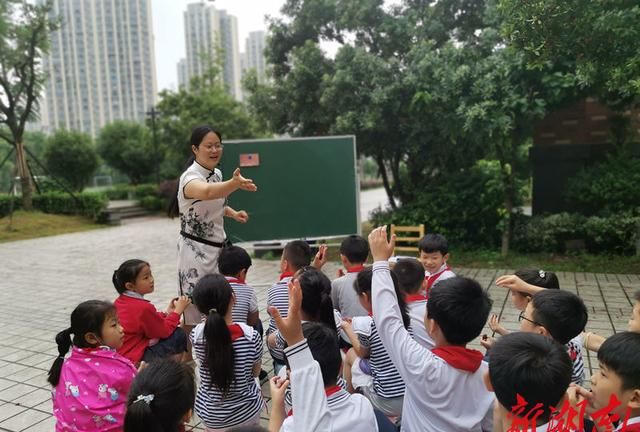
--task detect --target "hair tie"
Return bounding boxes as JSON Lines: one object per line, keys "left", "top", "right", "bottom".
{"left": 209, "top": 308, "right": 218, "bottom": 314}
{"left": 539, "top": 270, "right": 546, "bottom": 279}
{"left": 134, "top": 394, "right": 154, "bottom": 405}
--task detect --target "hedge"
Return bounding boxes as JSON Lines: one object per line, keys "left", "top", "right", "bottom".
{"left": 0, "top": 192, "right": 108, "bottom": 220}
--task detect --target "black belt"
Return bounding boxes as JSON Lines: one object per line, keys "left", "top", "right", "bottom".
{"left": 180, "top": 230, "right": 228, "bottom": 248}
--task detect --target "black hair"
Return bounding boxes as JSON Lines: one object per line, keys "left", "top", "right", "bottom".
{"left": 426, "top": 277, "right": 492, "bottom": 345}
{"left": 393, "top": 258, "right": 425, "bottom": 295}
{"left": 489, "top": 332, "right": 572, "bottom": 424}
{"left": 302, "top": 322, "right": 342, "bottom": 387}
{"left": 515, "top": 269, "right": 560, "bottom": 289}
{"left": 339, "top": 235, "right": 369, "bottom": 264}
{"left": 48, "top": 300, "right": 117, "bottom": 387}
{"left": 124, "top": 359, "right": 196, "bottom": 432}
{"left": 634, "top": 290, "right": 640, "bottom": 303}
{"left": 530, "top": 290, "right": 588, "bottom": 344}
{"left": 168, "top": 125, "right": 222, "bottom": 218}
{"left": 418, "top": 233, "right": 449, "bottom": 255}
{"left": 297, "top": 267, "right": 336, "bottom": 333}
{"left": 283, "top": 240, "right": 312, "bottom": 271}
{"left": 597, "top": 331, "right": 640, "bottom": 392}
{"left": 113, "top": 259, "right": 149, "bottom": 294}
{"left": 192, "top": 274, "right": 235, "bottom": 395}
{"left": 218, "top": 245, "right": 252, "bottom": 277}
{"left": 355, "top": 267, "right": 411, "bottom": 329}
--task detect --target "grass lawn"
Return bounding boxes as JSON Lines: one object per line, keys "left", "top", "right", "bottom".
{"left": 0, "top": 210, "right": 105, "bottom": 243}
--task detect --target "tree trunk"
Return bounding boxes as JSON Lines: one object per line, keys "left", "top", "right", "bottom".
{"left": 500, "top": 162, "right": 515, "bottom": 257}
{"left": 376, "top": 153, "right": 397, "bottom": 210}
{"left": 15, "top": 140, "right": 33, "bottom": 210}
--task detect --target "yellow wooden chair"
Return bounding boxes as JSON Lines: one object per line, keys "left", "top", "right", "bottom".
{"left": 390, "top": 224, "right": 425, "bottom": 255}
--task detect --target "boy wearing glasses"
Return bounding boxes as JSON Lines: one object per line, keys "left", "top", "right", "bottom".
{"left": 519, "top": 289, "right": 589, "bottom": 385}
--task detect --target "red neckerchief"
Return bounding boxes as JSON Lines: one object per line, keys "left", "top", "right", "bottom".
{"left": 287, "top": 385, "right": 343, "bottom": 417}
{"left": 280, "top": 271, "right": 294, "bottom": 281}
{"left": 228, "top": 324, "right": 244, "bottom": 341}
{"left": 425, "top": 264, "right": 451, "bottom": 290}
{"left": 405, "top": 293, "right": 427, "bottom": 303}
{"left": 225, "top": 276, "right": 246, "bottom": 284}
{"left": 431, "top": 345, "right": 483, "bottom": 373}
{"left": 346, "top": 265, "right": 366, "bottom": 273}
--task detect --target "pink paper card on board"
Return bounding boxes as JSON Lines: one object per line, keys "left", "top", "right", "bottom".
{"left": 239, "top": 153, "right": 260, "bottom": 167}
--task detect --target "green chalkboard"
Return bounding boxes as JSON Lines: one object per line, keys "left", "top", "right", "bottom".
{"left": 220, "top": 136, "right": 359, "bottom": 243}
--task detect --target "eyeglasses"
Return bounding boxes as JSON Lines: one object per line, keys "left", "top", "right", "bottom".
{"left": 518, "top": 311, "right": 543, "bottom": 327}
{"left": 203, "top": 143, "right": 224, "bottom": 151}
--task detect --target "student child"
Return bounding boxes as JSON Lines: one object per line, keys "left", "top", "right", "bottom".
{"left": 113, "top": 259, "right": 191, "bottom": 365}
{"left": 368, "top": 226, "right": 494, "bottom": 431}
{"left": 341, "top": 267, "right": 410, "bottom": 418}
{"left": 49, "top": 300, "right": 137, "bottom": 431}
{"left": 218, "top": 245, "right": 260, "bottom": 327}
{"left": 124, "top": 359, "right": 195, "bottom": 432}
{"left": 418, "top": 233, "right": 455, "bottom": 296}
{"left": 579, "top": 332, "right": 640, "bottom": 431}
{"left": 268, "top": 278, "right": 378, "bottom": 432}
{"left": 331, "top": 235, "right": 369, "bottom": 318}
{"left": 487, "top": 332, "right": 573, "bottom": 431}
{"left": 191, "top": 274, "right": 264, "bottom": 431}
{"left": 393, "top": 257, "right": 435, "bottom": 349}
{"left": 266, "top": 241, "right": 326, "bottom": 371}
{"left": 517, "top": 289, "right": 588, "bottom": 385}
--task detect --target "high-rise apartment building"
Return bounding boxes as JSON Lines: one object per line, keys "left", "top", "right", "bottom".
{"left": 182, "top": 3, "right": 242, "bottom": 100}
{"left": 245, "top": 31, "right": 268, "bottom": 84}
{"left": 177, "top": 58, "right": 189, "bottom": 89}
{"left": 42, "top": 0, "right": 157, "bottom": 137}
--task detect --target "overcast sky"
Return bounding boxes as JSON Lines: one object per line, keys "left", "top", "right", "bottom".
{"left": 151, "top": 0, "right": 285, "bottom": 91}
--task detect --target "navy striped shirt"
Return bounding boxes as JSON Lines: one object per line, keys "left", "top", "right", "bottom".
{"left": 191, "top": 322, "right": 264, "bottom": 429}
{"left": 353, "top": 315, "right": 406, "bottom": 399}
{"left": 225, "top": 277, "right": 258, "bottom": 324}
{"left": 567, "top": 335, "right": 585, "bottom": 385}
{"left": 267, "top": 276, "right": 292, "bottom": 360}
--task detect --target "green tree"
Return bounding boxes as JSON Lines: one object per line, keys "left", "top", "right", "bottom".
{"left": 44, "top": 130, "right": 98, "bottom": 191}
{"left": 0, "top": 0, "right": 57, "bottom": 209}
{"left": 97, "top": 121, "right": 155, "bottom": 185}
{"left": 156, "top": 67, "right": 266, "bottom": 178}
{"left": 499, "top": 0, "right": 640, "bottom": 108}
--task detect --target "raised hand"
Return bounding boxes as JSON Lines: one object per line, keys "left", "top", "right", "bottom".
{"left": 495, "top": 275, "right": 537, "bottom": 295}
{"left": 312, "top": 244, "right": 328, "bottom": 269}
{"left": 232, "top": 168, "right": 258, "bottom": 192}
{"left": 367, "top": 226, "right": 396, "bottom": 262}
{"left": 488, "top": 314, "right": 508, "bottom": 336}
{"left": 269, "top": 278, "right": 304, "bottom": 346}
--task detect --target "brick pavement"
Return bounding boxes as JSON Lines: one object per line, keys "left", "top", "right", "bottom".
{"left": 0, "top": 217, "right": 638, "bottom": 431}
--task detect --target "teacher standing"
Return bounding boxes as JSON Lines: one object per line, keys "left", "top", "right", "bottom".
{"left": 173, "top": 125, "right": 257, "bottom": 325}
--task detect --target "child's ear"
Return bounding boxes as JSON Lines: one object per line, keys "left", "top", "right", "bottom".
{"left": 124, "top": 281, "right": 135, "bottom": 291}
{"left": 443, "top": 252, "right": 450, "bottom": 262}
{"left": 629, "top": 389, "right": 640, "bottom": 409}
{"left": 239, "top": 268, "right": 248, "bottom": 280}
{"left": 483, "top": 371, "right": 494, "bottom": 392}
{"left": 537, "top": 326, "right": 551, "bottom": 338}
{"left": 84, "top": 332, "right": 100, "bottom": 346}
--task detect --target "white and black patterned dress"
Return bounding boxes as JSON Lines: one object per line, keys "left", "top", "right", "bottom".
{"left": 177, "top": 161, "right": 226, "bottom": 325}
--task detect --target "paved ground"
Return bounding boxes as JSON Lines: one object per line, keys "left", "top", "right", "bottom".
{"left": 0, "top": 217, "right": 638, "bottom": 431}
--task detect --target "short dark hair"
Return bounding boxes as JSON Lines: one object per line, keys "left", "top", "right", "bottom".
{"left": 283, "top": 240, "right": 312, "bottom": 271}
{"left": 530, "top": 290, "right": 588, "bottom": 344}
{"left": 426, "top": 277, "right": 492, "bottom": 345}
{"left": 339, "top": 235, "right": 369, "bottom": 264}
{"left": 125, "top": 359, "right": 195, "bottom": 432}
{"left": 490, "top": 332, "right": 572, "bottom": 424}
{"left": 393, "top": 258, "right": 424, "bottom": 295}
{"left": 218, "top": 246, "right": 252, "bottom": 276}
{"left": 598, "top": 332, "right": 640, "bottom": 392}
{"left": 515, "top": 269, "right": 560, "bottom": 289}
{"left": 112, "top": 259, "right": 149, "bottom": 294}
{"left": 418, "top": 233, "right": 449, "bottom": 255}
{"left": 302, "top": 322, "right": 341, "bottom": 387}
{"left": 355, "top": 267, "right": 411, "bottom": 329}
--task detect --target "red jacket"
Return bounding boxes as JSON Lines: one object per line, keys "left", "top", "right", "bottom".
{"left": 114, "top": 294, "right": 181, "bottom": 364}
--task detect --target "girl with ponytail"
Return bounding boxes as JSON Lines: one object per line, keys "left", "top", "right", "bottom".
{"left": 191, "top": 274, "right": 264, "bottom": 431}
{"left": 124, "top": 359, "right": 195, "bottom": 432}
{"left": 49, "top": 300, "right": 137, "bottom": 431}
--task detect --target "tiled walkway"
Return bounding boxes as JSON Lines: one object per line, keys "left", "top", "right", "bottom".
{"left": 0, "top": 217, "right": 638, "bottom": 431}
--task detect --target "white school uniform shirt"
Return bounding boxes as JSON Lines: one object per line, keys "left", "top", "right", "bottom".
{"left": 372, "top": 262, "right": 494, "bottom": 432}
{"left": 405, "top": 296, "right": 435, "bottom": 350}
{"left": 424, "top": 263, "right": 456, "bottom": 291}
{"left": 616, "top": 416, "right": 640, "bottom": 431}
{"left": 566, "top": 334, "right": 585, "bottom": 385}
{"left": 224, "top": 276, "right": 259, "bottom": 324}
{"left": 280, "top": 339, "right": 377, "bottom": 432}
